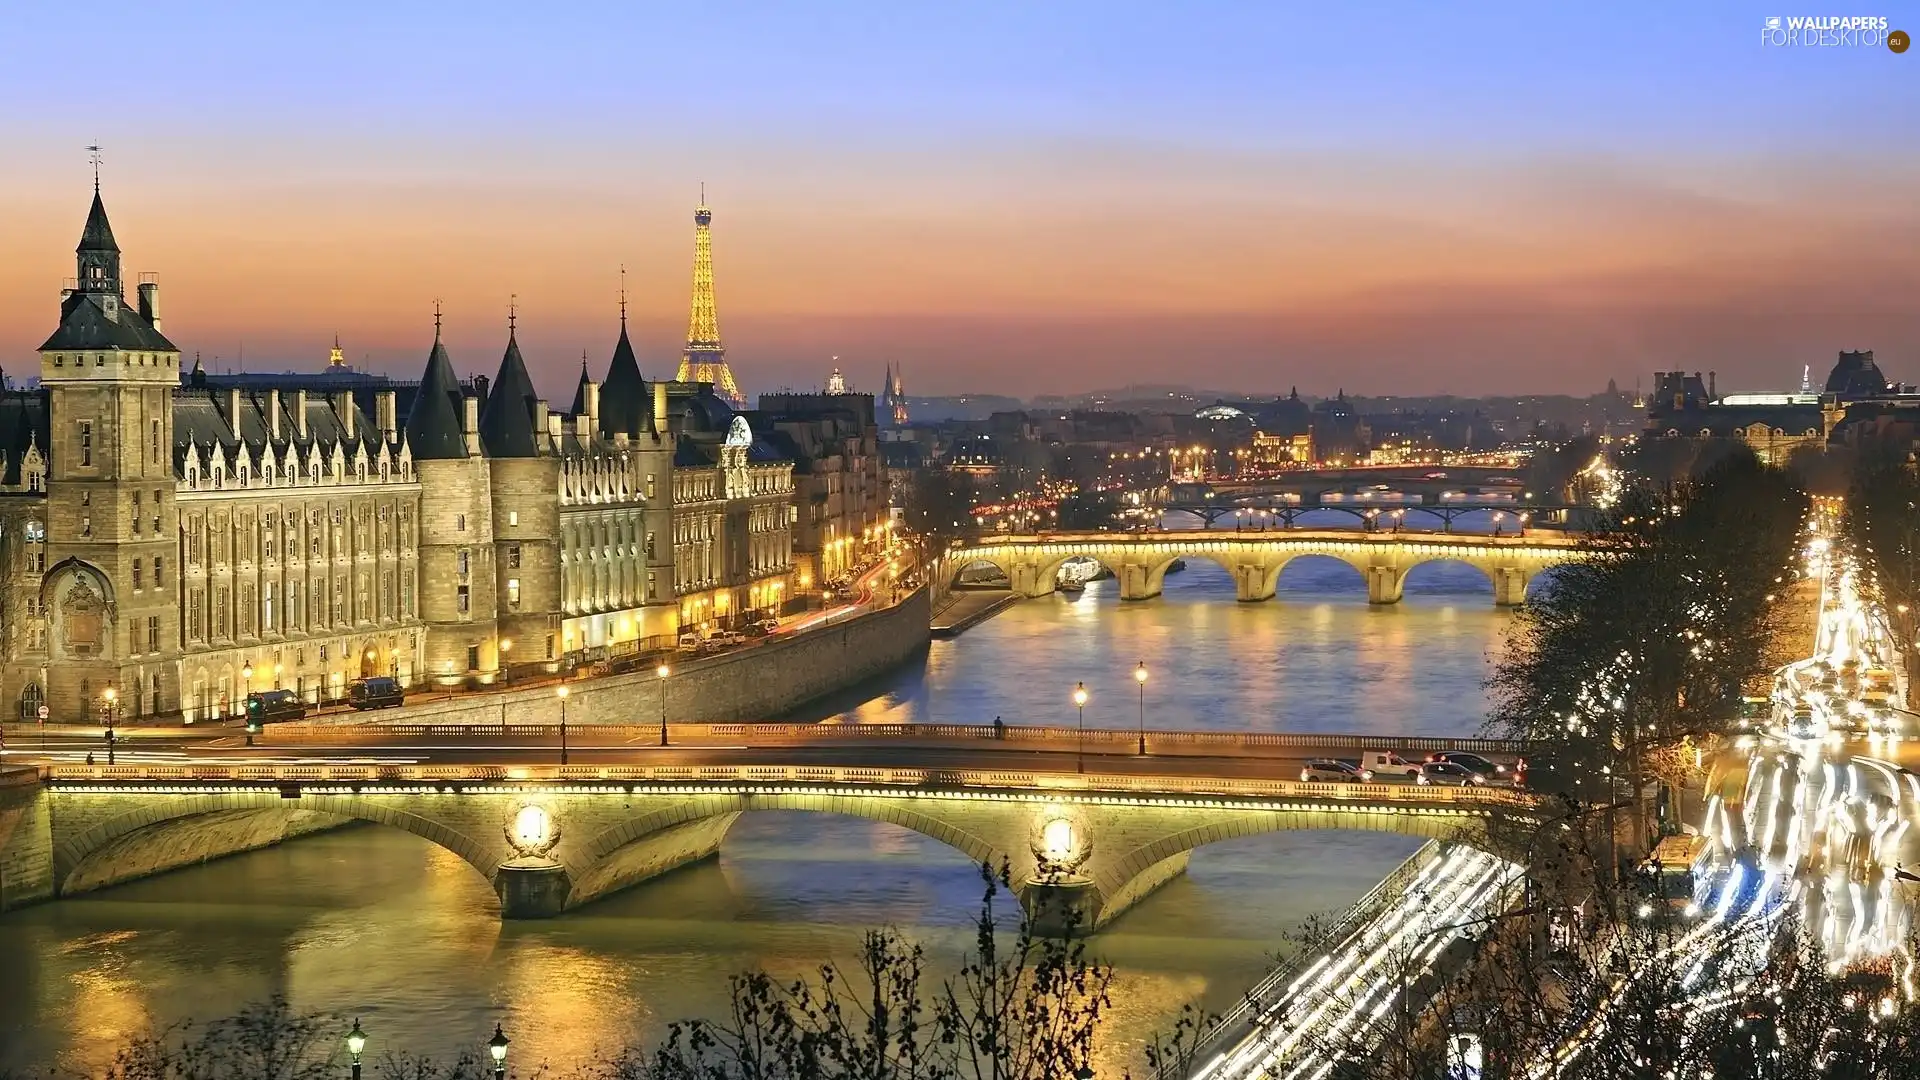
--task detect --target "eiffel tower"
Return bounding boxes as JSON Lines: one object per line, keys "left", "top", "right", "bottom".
{"left": 674, "top": 189, "right": 744, "bottom": 407}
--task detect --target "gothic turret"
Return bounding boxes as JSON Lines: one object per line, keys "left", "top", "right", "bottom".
{"left": 599, "top": 313, "right": 654, "bottom": 439}
{"left": 480, "top": 312, "right": 544, "bottom": 458}
{"left": 404, "top": 312, "right": 470, "bottom": 460}
{"left": 76, "top": 188, "right": 121, "bottom": 296}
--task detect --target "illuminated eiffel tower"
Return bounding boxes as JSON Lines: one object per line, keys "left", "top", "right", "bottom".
{"left": 674, "top": 188, "right": 744, "bottom": 407}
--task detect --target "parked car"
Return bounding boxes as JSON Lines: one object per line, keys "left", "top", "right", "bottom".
{"left": 1417, "top": 761, "right": 1486, "bottom": 786}
{"left": 1300, "top": 759, "right": 1368, "bottom": 783}
{"left": 1360, "top": 750, "right": 1423, "bottom": 781}
{"left": 347, "top": 677, "right": 405, "bottom": 710}
{"left": 709, "top": 631, "right": 750, "bottom": 648}
{"left": 244, "top": 689, "right": 307, "bottom": 731}
{"left": 677, "top": 632, "right": 704, "bottom": 651}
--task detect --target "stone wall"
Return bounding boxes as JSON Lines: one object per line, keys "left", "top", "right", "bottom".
{"left": 321, "top": 586, "right": 931, "bottom": 726}
{"left": 0, "top": 771, "right": 52, "bottom": 912}
{"left": 61, "top": 806, "right": 353, "bottom": 895}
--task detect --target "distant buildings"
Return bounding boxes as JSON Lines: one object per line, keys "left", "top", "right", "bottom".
{"left": 1643, "top": 351, "right": 1908, "bottom": 465}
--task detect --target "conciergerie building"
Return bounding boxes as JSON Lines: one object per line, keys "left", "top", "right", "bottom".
{"left": 0, "top": 182, "right": 884, "bottom": 725}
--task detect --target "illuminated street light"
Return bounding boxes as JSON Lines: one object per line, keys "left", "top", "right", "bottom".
{"left": 1135, "top": 662, "right": 1149, "bottom": 756}
{"left": 101, "top": 686, "right": 117, "bottom": 765}
{"left": 488, "top": 1024, "right": 509, "bottom": 1080}
{"left": 346, "top": 1019, "right": 367, "bottom": 1080}
{"left": 556, "top": 684, "right": 570, "bottom": 766}
{"left": 1073, "top": 682, "right": 1089, "bottom": 774}
{"left": 657, "top": 663, "right": 672, "bottom": 747}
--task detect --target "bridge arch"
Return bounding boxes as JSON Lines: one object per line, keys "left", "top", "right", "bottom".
{"left": 947, "top": 554, "right": 1013, "bottom": 588}
{"left": 1399, "top": 557, "right": 1499, "bottom": 599}
{"left": 52, "top": 791, "right": 502, "bottom": 899}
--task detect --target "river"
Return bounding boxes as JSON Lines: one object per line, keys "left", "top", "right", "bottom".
{"left": 0, "top": 552, "right": 1517, "bottom": 1075}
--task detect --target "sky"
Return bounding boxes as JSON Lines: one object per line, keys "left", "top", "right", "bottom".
{"left": 1, "top": 2, "right": 1917, "bottom": 400}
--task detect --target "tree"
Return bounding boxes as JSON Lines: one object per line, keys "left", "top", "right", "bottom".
{"left": 1842, "top": 451, "right": 1920, "bottom": 697}
{"left": 904, "top": 470, "right": 981, "bottom": 548}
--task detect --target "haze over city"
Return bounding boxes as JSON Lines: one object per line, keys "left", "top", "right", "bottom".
{"left": 1, "top": 3, "right": 1916, "bottom": 399}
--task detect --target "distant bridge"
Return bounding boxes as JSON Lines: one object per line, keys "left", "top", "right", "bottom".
{"left": 1155, "top": 501, "right": 1571, "bottom": 530}
{"left": 950, "top": 529, "right": 1584, "bottom": 605}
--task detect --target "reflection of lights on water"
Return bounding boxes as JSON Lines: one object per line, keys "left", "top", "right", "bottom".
{"left": 513, "top": 805, "right": 552, "bottom": 849}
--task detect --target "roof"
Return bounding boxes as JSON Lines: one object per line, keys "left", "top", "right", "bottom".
{"left": 37, "top": 291, "right": 178, "bottom": 352}
{"left": 598, "top": 324, "right": 653, "bottom": 438}
{"left": 569, "top": 359, "right": 592, "bottom": 417}
{"left": 172, "top": 384, "right": 386, "bottom": 468}
{"left": 403, "top": 330, "right": 470, "bottom": 459}
{"left": 0, "top": 389, "right": 49, "bottom": 486}
{"left": 479, "top": 331, "right": 543, "bottom": 458}
{"left": 1826, "top": 351, "right": 1890, "bottom": 398}
{"left": 79, "top": 191, "right": 119, "bottom": 254}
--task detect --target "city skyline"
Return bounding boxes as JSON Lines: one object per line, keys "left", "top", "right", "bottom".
{"left": 1, "top": 3, "right": 1916, "bottom": 400}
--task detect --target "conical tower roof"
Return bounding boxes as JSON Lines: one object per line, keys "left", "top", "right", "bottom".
{"left": 78, "top": 191, "right": 119, "bottom": 254}
{"left": 479, "top": 324, "right": 542, "bottom": 457}
{"left": 569, "top": 352, "right": 593, "bottom": 416}
{"left": 404, "top": 316, "right": 470, "bottom": 460}
{"left": 598, "top": 321, "right": 653, "bottom": 438}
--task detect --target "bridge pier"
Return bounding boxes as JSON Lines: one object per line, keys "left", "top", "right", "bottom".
{"left": 1007, "top": 559, "right": 1056, "bottom": 599}
{"left": 1233, "top": 562, "right": 1281, "bottom": 603}
{"left": 1491, "top": 567, "right": 1531, "bottom": 607}
{"left": 1366, "top": 565, "right": 1406, "bottom": 605}
{"left": 1117, "top": 562, "right": 1161, "bottom": 601}
{"left": 495, "top": 859, "right": 572, "bottom": 918}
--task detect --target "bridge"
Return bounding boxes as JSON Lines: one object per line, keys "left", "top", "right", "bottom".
{"left": 1175, "top": 466, "right": 1526, "bottom": 501}
{"left": 949, "top": 529, "right": 1585, "bottom": 605}
{"left": 0, "top": 722, "right": 1536, "bottom": 933}
{"left": 1155, "top": 501, "right": 1571, "bottom": 530}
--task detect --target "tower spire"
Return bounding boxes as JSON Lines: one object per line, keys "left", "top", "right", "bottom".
{"left": 86, "top": 144, "right": 102, "bottom": 193}
{"left": 508, "top": 293, "right": 518, "bottom": 336}
{"left": 675, "top": 189, "right": 742, "bottom": 407}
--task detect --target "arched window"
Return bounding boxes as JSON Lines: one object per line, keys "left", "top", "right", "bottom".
{"left": 17, "top": 682, "right": 43, "bottom": 721}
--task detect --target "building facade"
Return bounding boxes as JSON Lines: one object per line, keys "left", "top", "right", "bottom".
{"left": 0, "top": 184, "right": 793, "bottom": 724}
{"left": 757, "top": 391, "right": 891, "bottom": 590}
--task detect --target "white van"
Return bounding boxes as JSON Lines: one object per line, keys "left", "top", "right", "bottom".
{"left": 1360, "top": 750, "right": 1423, "bottom": 781}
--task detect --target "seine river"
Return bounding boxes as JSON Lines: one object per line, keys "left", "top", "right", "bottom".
{"left": 0, "top": 549, "right": 1517, "bottom": 1075}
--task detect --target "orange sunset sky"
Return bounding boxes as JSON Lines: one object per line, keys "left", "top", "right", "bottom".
{"left": 1, "top": 4, "right": 1916, "bottom": 400}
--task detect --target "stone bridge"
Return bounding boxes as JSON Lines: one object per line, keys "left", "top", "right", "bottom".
{"left": 4, "top": 763, "right": 1536, "bottom": 933}
{"left": 949, "top": 530, "right": 1585, "bottom": 605}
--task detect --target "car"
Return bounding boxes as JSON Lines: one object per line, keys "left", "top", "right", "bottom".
{"left": 1417, "top": 761, "right": 1486, "bottom": 786}
{"left": 346, "top": 677, "right": 405, "bottom": 710}
{"left": 1360, "top": 750, "right": 1423, "bottom": 781}
{"left": 243, "top": 689, "right": 306, "bottom": 731}
{"left": 709, "top": 631, "right": 749, "bottom": 648}
{"left": 1301, "top": 759, "right": 1369, "bottom": 783}
{"left": 1427, "top": 751, "right": 1519, "bottom": 783}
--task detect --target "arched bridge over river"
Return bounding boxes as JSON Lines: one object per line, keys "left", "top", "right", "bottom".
{"left": 0, "top": 734, "right": 1537, "bottom": 933}
{"left": 949, "top": 529, "right": 1586, "bottom": 605}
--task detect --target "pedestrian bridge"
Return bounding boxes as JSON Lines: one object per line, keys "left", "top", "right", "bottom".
{"left": 12, "top": 762, "right": 1537, "bottom": 932}
{"left": 948, "top": 529, "right": 1586, "bottom": 605}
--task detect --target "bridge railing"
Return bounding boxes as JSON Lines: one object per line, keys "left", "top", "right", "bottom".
{"left": 255, "top": 720, "right": 1530, "bottom": 757}
{"left": 43, "top": 762, "right": 1538, "bottom": 807}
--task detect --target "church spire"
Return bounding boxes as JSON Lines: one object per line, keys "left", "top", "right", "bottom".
{"left": 674, "top": 188, "right": 743, "bottom": 407}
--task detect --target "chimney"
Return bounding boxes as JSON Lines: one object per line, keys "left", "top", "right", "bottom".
{"left": 575, "top": 414, "right": 592, "bottom": 440}
{"left": 547, "top": 411, "right": 563, "bottom": 441}
{"left": 377, "top": 390, "right": 397, "bottom": 441}
{"left": 267, "top": 389, "right": 281, "bottom": 441}
{"left": 586, "top": 383, "right": 601, "bottom": 432}
{"left": 653, "top": 382, "right": 669, "bottom": 433}
{"left": 534, "top": 400, "right": 549, "bottom": 449}
{"left": 137, "top": 278, "right": 161, "bottom": 332}
{"left": 338, "top": 393, "right": 356, "bottom": 439}
{"left": 226, "top": 388, "right": 243, "bottom": 434}
{"left": 294, "top": 390, "right": 309, "bottom": 439}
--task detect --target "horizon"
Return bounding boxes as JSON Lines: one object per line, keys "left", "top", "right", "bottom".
{"left": 2, "top": 3, "right": 1915, "bottom": 401}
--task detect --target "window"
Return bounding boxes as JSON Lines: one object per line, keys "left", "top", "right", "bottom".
{"left": 457, "top": 584, "right": 470, "bottom": 614}
{"left": 333, "top": 578, "right": 345, "bottom": 623}
{"left": 132, "top": 559, "right": 143, "bottom": 590}
{"left": 507, "top": 578, "right": 521, "bottom": 608}
{"left": 152, "top": 490, "right": 162, "bottom": 534}
{"left": 264, "top": 583, "right": 275, "bottom": 631}
{"left": 646, "top": 532, "right": 656, "bottom": 558}
{"left": 457, "top": 513, "right": 466, "bottom": 532}
{"left": 78, "top": 420, "right": 93, "bottom": 466}
{"left": 467, "top": 644, "right": 480, "bottom": 672}
{"left": 80, "top": 516, "right": 91, "bottom": 538}
{"left": 153, "top": 555, "right": 163, "bottom": 587}
{"left": 508, "top": 510, "right": 518, "bottom": 527}
{"left": 215, "top": 587, "right": 230, "bottom": 638}
{"left": 646, "top": 474, "right": 656, "bottom": 500}
{"left": 151, "top": 419, "right": 161, "bottom": 463}
{"left": 147, "top": 616, "right": 160, "bottom": 654}
{"left": 545, "top": 634, "right": 555, "bottom": 660}
{"left": 188, "top": 591, "right": 203, "bottom": 640}
{"left": 241, "top": 585, "right": 256, "bottom": 634}
{"left": 457, "top": 549, "right": 470, "bottom": 577}
{"left": 508, "top": 544, "right": 521, "bottom": 568}
{"left": 264, "top": 513, "right": 275, "bottom": 559}
{"left": 133, "top": 492, "right": 142, "bottom": 534}
{"left": 290, "top": 580, "right": 302, "bottom": 629}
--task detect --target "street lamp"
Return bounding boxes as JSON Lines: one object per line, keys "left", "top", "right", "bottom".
{"left": 657, "top": 663, "right": 671, "bottom": 747}
{"left": 101, "top": 687, "right": 117, "bottom": 765}
{"left": 1073, "top": 682, "right": 1089, "bottom": 774}
{"left": 1134, "top": 662, "right": 1149, "bottom": 756}
{"left": 345, "top": 1019, "right": 366, "bottom": 1080}
{"left": 556, "top": 684, "right": 570, "bottom": 766}
{"left": 488, "top": 1024, "right": 509, "bottom": 1080}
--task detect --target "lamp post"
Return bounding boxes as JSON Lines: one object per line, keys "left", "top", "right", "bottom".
{"left": 101, "top": 687, "right": 116, "bottom": 765}
{"left": 1073, "top": 682, "right": 1089, "bottom": 774}
{"left": 657, "top": 663, "right": 671, "bottom": 746}
{"left": 488, "top": 1024, "right": 509, "bottom": 1080}
{"left": 1134, "top": 662, "right": 1149, "bottom": 755}
{"left": 345, "top": 1019, "right": 366, "bottom": 1080}
{"left": 556, "top": 684, "right": 570, "bottom": 766}
{"left": 499, "top": 637, "right": 512, "bottom": 677}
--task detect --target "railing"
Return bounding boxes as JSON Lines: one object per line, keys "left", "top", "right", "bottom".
{"left": 43, "top": 762, "right": 1539, "bottom": 806}
{"left": 1175, "top": 839, "right": 1447, "bottom": 1074}
{"left": 257, "top": 719, "right": 1530, "bottom": 757}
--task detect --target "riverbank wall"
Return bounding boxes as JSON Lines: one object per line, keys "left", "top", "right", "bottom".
{"left": 930, "top": 589, "right": 1016, "bottom": 637}
{"left": 0, "top": 769, "right": 51, "bottom": 912}
{"left": 313, "top": 587, "right": 932, "bottom": 727}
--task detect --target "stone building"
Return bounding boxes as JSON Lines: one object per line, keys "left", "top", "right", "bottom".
{"left": 0, "top": 183, "right": 794, "bottom": 724}
{"left": 757, "top": 391, "right": 891, "bottom": 591}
